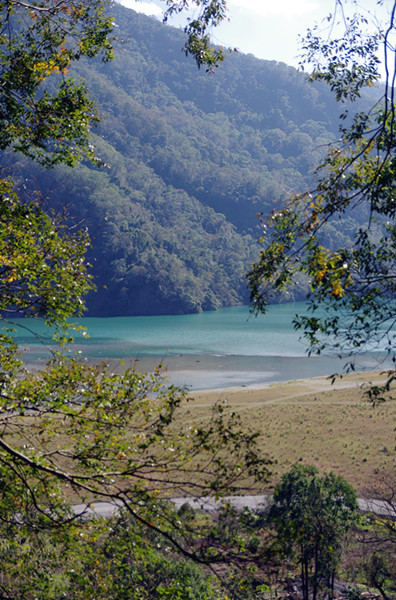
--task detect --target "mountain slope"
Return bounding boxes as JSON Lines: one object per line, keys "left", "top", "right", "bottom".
{"left": 5, "top": 4, "right": 357, "bottom": 315}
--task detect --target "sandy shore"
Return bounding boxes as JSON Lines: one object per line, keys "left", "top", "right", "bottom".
{"left": 87, "top": 355, "right": 392, "bottom": 405}
{"left": 25, "top": 347, "right": 393, "bottom": 400}
{"left": 90, "top": 352, "right": 390, "bottom": 392}
{"left": 187, "top": 369, "right": 392, "bottom": 404}
{"left": 23, "top": 352, "right": 395, "bottom": 493}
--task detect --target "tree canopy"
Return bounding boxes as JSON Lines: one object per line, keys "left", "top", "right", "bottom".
{"left": 0, "top": 0, "right": 114, "bottom": 166}
{"left": 248, "top": 0, "right": 396, "bottom": 393}
{"left": 0, "top": 1, "right": 395, "bottom": 597}
{"left": 269, "top": 465, "right": 358, "bottom": 600}
{"left": 0, "top": 1, "right": 271, "bottom": 595}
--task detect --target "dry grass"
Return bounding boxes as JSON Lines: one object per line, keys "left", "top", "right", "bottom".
{"left": 10, "top": 370, "right": 395, "bottom": 501}
{"left": 187, "top": 371, "right": 396, "bottom": 497}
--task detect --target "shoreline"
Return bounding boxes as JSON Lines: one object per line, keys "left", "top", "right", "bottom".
{"left": 22, "top": 353, "right": 395, "bottom": 494}
{"left": 188, "top": 369, "right": 391, "bottom": 403}
{"left": 95, "top": 358, "right": 393, "bottom": 406}
{"left": 24, "top": 349, "right": 394, "bottom": 394}
{"left": 80, "top": 352, "right": 392, "bottom": 391}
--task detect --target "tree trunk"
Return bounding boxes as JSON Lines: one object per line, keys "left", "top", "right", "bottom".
{"left": 312, "top": 544, "right": 319, "bottom": 600}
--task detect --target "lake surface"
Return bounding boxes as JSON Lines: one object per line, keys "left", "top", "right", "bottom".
{"left": 9, "top": 303, "right": 390, "bottom": 390}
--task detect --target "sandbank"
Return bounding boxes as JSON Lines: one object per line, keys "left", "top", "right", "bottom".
{"left": 187, "top": 369, "right": 391, "bottom": 405}
{"left": 25, "top": 349, "right": 393, "bottom": 399}
{"left": 94, "top": 352, "right": 390, "bottom": 392}
{"left": 85, "top": 355, "right": 393, "bottom": 408}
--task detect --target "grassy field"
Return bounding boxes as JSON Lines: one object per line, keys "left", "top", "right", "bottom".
{"left": 188, "top": 371, "right": 396, "bottom": 497}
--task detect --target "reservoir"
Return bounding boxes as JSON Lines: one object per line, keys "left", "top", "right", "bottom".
{"left": 9, "top": 303, "right": 390, "bottom": 390}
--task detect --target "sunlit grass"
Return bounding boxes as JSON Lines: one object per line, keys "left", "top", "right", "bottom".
{"left": 188, "top": 372, "right": 396, "bottom": 497}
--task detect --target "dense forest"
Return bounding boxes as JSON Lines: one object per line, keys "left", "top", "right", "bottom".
{"left": 1, "top": 3, "right": 377, "bottom": 315}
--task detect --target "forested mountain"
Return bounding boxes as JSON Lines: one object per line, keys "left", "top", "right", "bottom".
{"left": 2, "top": 4, "right": 371, "bottom": 315}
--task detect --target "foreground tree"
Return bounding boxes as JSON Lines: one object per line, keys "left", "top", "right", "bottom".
{"left": 269, "top": 465, "right": 358, "bottom": 600}
{"left": 0, "top": 508, "right": 231, "bottom": 599}
{"left": 0, "top": 347, "right": 270, "bottom": 557}
{"left": 248, "top": 1, "right": 396, "bottom": 395}
{"left": 0, "top": 0, "right": 115, "bottom": 166}
{"left": 0, "top": 1, "right": 273, "bottom": 596}
{"left": 0, "top": 0, "right": 228, "bottom": 165}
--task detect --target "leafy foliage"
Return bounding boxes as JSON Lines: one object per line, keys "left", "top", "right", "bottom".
{"left": 164, "top": 0, "right": 229, "bottom": 71}
{"left": 0, "top": 510, "right": 229, "bottom": 599}
{"left": 0, "top": 0, "right": 229, "bottom": 167}
{"left": 269, "top": 464, "right": 358, "bottom": 600}
{"left": 0, "top": 0, "right": 114, "bottom": 166}
{"left": 0, "top": 348, "right": 271, "bottom": 555}
{"left": 248, "top": 1, "right": 396, "bottom": 387}
{"left": 0, "top": 1, "right": 273, "bottom": 596}
{"left": 0, "top": 179, "right": 93, "bottom": 327}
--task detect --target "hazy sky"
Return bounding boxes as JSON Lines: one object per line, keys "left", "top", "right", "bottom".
{"left": 115, "top": 0, "right": 390, "bottom": 71}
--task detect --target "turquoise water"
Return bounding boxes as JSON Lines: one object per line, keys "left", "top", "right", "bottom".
{"left": 10, "top": 303, "right": 310, "bottom": 358}
{"left": 7, "top": 303, "right": 389, "bottom": 389}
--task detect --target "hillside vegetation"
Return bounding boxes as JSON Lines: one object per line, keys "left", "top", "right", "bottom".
{"left": 3, "top": 4, "right": 373, "bottom": 315}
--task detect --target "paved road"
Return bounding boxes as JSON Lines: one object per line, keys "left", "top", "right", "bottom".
{"left": 72, "top": 495, "right": 394, "bottom": 519}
